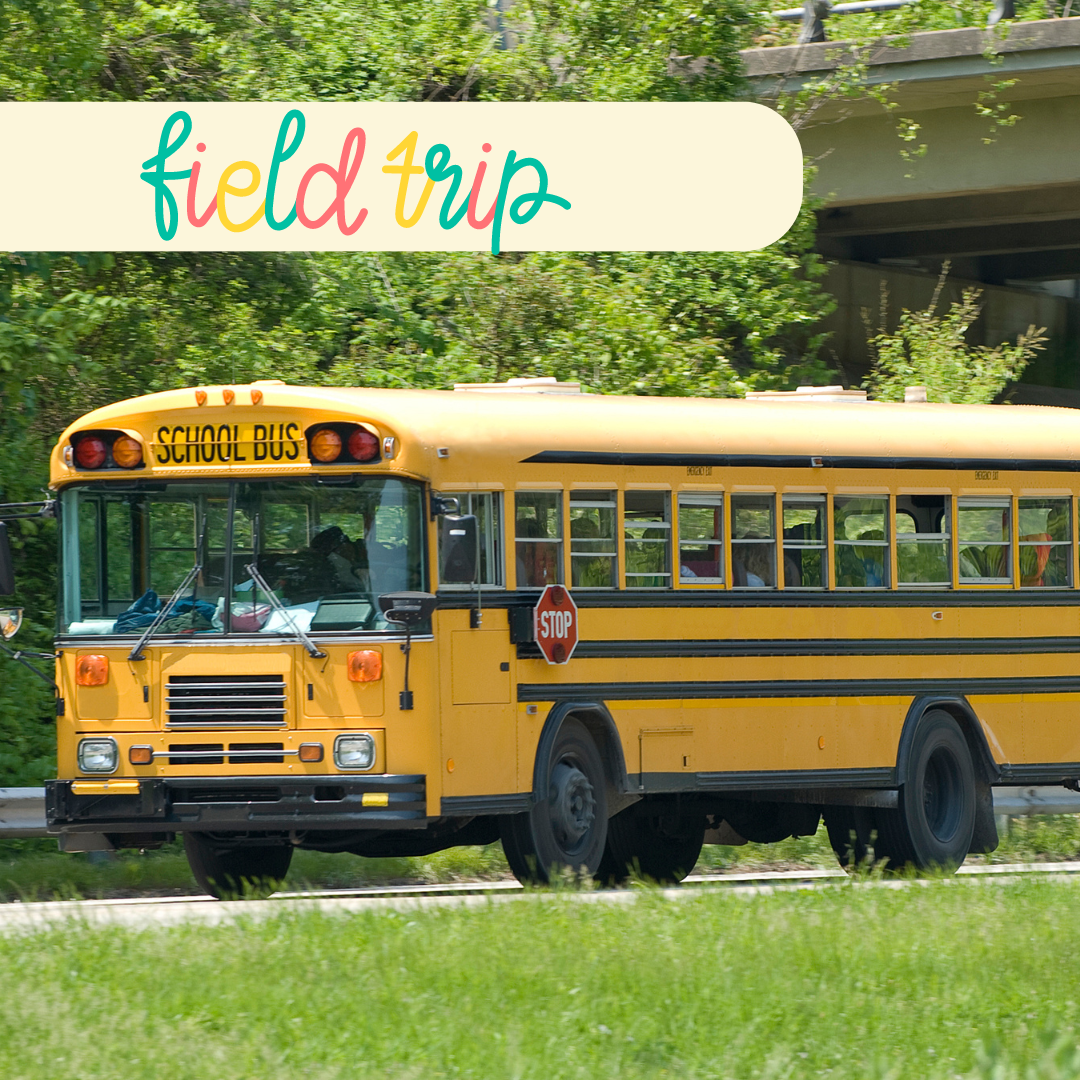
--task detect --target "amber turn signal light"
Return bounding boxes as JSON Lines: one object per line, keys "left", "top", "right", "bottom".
{"left": 347, "top": 650, "right": 382, "bottom": 683}
{"left": 75, "top": 654, "right": 109, "bottom": 687}
{"left": 309, "top": 427, "right": 343, "bottom": 463}
{"left": 299, "top": 743, "right": 324, "bottom": 763}
{"left": 129, "top": 745, "right": 153, "bottom": 765}
{"left": 111, "top": 435, "right": 143, "bottom": 469}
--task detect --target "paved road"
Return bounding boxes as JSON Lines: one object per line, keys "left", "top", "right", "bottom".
{"left": 2, "top": 862, "right": 1078, "bottom": 935}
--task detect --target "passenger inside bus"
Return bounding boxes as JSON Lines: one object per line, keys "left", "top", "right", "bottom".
{"left": 732, "top": 533, "right": 775, "bottom": 588}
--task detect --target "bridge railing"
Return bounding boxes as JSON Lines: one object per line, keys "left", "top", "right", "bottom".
{"left": 773, "top": 0, "right": 1017, "bottom": 44}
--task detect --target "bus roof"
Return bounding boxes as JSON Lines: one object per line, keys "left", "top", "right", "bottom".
{"left": 51, "top": 382, "right": 1080, "bottom": 483}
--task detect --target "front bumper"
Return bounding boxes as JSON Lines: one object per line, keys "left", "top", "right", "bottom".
{"left": 46, "top": 775, "right": 427, "bottom": 834}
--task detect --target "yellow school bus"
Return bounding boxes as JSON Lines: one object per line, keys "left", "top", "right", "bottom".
{"left": 11, "top": 377, "right": 1080, "bottom": 894}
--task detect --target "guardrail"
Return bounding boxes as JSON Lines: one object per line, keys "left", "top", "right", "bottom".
{"left": 2, "top": 784, "right": 1079, "bottom": 841}
{"left": 773, "top": 0, "right": 1017, "bottom": 43}
{"left": 0, "top": 788, "right": 48, "bottom": 838}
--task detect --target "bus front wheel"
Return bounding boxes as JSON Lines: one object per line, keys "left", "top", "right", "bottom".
{"left": 184, "top": 833, "right": 293, "bottom": 900}
{"left": 500, "top": 718, "right": 608, "bottom": 884}
{"left": 875, "top": 710, "right": 977, "bottom": 872}
{"left": 595, "top": 798, "right": 705, "bottom": 886}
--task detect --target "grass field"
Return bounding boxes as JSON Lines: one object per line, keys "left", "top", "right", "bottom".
{"left": 2, "top": 877, "right": 1080, "bottom": 1079}
{"left": 2, "top": 814, "right": 1080, "bottom": 902}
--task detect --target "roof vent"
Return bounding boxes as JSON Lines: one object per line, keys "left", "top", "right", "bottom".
{"left": 904, "top": 386, "right": 928, "bottom": 403}
{"left": 745, "top": 385, "right": 868, "bottom": 403}
{"left": 453, "top": 377, "right": 583, "bottom": 395}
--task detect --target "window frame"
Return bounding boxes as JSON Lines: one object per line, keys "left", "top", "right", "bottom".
{"left": 677, "top": 494, "right": 725, "bottom": 586}
{"left": 895, "top": 494, "right": 953, "bottom": 590}
{"left": 568, "top": 489, "right": 619, "bottom": 590}
{"left": 833, "top": 494, "right": 891, "bottom": 590}
{"left": 782, "top": 494, "right": 828, "bottom": 590}
{"left": 623, "top": 490, "right": 672, "bottom": 590}
{"left": 730, "top": 492, "right": 778, "bottom": 590}
{"left": 513, "top": 490, "right": 564, "bottom": 590}
{"left": 1017, "top": 496, "right": 1073, "bottom": 590}
{"left": 957, "top": 497, "right": 1013, "bottom": 587}
{"left": 436, "top": 491, "right": 505, "bottom": 590}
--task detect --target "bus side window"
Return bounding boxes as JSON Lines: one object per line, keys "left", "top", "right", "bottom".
{"left": 834, "top": 496, "right": 889, "bottom": 588}
{"left": 782, "top": 495, "right": 826, "bottom": 589}
{"left": 678, "top": 495, "right": 723, "bottom": 584}
{"left": 569, "top": 490, "right": 618, "bottom": 589}
{"left": 731, "top": 494, "right": 776, "bottom": 588}
{"left": 438, "top": 492, "right": 503, "bottom": 588}
{"left": 515, "top": 492, "right": 563, "bottom": 589}
{"left": 1018, "top": 497, "right": 1072, "bottom": 588}
{"left": 958, "top": 498, "right": 1011, "bottom": 585}
{"left": 896, "top": 495, "right": 951, "bottom": 588}
{"left": 624, "top": 491, "right": 671, "bottom": 589}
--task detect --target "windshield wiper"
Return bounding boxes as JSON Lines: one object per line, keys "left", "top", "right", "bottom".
{"left": 243, "top": 563, "right": 326, "bottom": 659}
{"left": 128, "top": 562, "right": 202, "bottom": 662}
{"left": 129, "top": 516, "right": 207, "bottom": 662}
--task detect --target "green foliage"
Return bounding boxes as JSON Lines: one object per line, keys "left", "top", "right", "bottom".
{"left": 4, "top": 880, "right": 1080, "bottom": 1076}
{"left": 865, "top": 264, "right": 1047, "bottom": 404}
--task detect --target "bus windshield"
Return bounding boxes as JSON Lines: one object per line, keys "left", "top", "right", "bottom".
{"left": 60, "top": 478, "right": 426, "bottom": 636}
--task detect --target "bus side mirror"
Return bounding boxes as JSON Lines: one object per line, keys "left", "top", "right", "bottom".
{"left": 0, "top": 523, "right": 14, "bottom": 596}
{"left": 0, "top": 608, "right": 22, "bottom": 641}
{"left": 438, "top": 515, "right": 478, "bottom": 584}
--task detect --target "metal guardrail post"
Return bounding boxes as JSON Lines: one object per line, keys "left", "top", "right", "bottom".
{"left": 774, "top": 0, "right": 1019, "bottom": 43}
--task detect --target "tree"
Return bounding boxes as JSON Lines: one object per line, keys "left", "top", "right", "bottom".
{"left": 864, "top": 264, "right": 1047, "bottom": 404}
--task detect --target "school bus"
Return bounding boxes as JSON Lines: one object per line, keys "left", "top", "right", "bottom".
{"left": 6, "top": 376, "right": 1080, "bottom": 895}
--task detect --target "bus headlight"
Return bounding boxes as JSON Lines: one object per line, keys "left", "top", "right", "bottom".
{"left": 334, "top": 734, "right": 375, "bottom": 771}
{"left": 77, "top": 737, "right": 118, "bottom": 774}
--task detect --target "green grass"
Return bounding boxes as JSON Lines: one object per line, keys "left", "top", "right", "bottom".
{"left": 5, "top": 815, "right": 1080, "bottom": 902}
{"left": 2, "top": 878, "right": 1080, "bottom": 1078}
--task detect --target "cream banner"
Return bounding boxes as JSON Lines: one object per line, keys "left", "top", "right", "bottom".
{"left": 0, "top": 102, "right": 802, "bottom": 252}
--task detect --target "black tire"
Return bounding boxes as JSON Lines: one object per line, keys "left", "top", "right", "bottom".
{"left": 184, "top": 833, "right": 293, "bottom": 900}
{"left": 499, "top": 718, "right": 608, "bottom": 884}
{"left": 822, "top": 805, "right": 879, "bottom": 870}
{"left": 596, "top": 798, "right": 705, "bottom": 886}
{"left": 875, "top": 709, "right": 976, "bottom": 872}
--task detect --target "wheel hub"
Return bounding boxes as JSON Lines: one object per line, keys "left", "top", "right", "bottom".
{"left": 922, "top": 745, "right": 962, "bottom": 841}
{"left": 549, "top": 761, "right": 596, "bottom": 847}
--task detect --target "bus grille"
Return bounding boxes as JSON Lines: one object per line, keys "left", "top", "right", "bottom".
{"left": 165, "top": 675, "right": 288, "bottom": 729}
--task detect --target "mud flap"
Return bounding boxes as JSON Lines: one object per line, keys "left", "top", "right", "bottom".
{"left": 969, "top": 777, "right": 999, "bottom": 855}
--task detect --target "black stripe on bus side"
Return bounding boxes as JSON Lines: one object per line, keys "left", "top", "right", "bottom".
{"left": 437, "top": 589, "right": 1080, "bottom": 609}
{"left": 516, "top": 636, "right": 1080, "bottom": 660}
{"left": 521, "top": 450, "right": 1080, "bottom": 473}
{"left": 642, "top": 767, "right": 898, "bottom": 793}
{"left": 516, "top": 675, "right": 1080, "bottom": 702}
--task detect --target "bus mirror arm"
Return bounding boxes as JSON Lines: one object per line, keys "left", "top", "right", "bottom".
{"left": 378, "top": 592, "right": 439, "bottom": 712}
{"left": 0, "top": 502, "right": 54, "bottom": 597}
{"left": 0, "top": 638, "right": 57, "bottom": 689}
{"left": 430, "top": 494, "right": 460, "bottom": 519}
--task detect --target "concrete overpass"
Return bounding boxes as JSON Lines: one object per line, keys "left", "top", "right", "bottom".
{"left": 742, "top": 17, "right": 1080, "bottom": 395}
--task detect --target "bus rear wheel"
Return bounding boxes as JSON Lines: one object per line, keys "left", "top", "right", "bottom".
{"left": 184, "top": 833, "right": 293, "bottom": 900}
{"left": 875, "top": 710, "right": 977, "bottom": 872}
{"left": 595, "top": 798, "right": 705, "bottom": 886}
{"left": 500, "top": 718, "right": 608, "bottom": 884}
